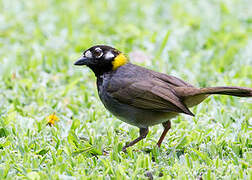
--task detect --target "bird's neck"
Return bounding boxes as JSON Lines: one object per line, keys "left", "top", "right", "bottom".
{"left": 111, "top": 53, "right": 128, "bottom": 70}
{"left": 88, "top": 64, "right": 113, "bottom": 77}
{"left": 91, "top": 61, "right": 129, "bottom": 77}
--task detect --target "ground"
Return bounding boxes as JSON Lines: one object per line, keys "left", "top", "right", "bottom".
{"left": 0, "top": 0, "right": 252, "bottom": 179}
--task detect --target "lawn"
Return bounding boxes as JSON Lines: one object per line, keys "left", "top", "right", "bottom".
{"left": 0, "top": 0, "right": 252, "bottom": 179}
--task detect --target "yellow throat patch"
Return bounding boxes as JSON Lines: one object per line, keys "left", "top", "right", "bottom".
{"left": 112, "top": 53, "right": 128, "bottom": 70}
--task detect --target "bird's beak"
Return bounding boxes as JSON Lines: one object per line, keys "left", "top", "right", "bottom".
{"left": 74, "top": 56, "right": 90, "bottom": 66}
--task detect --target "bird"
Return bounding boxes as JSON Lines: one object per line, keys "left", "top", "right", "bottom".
{"left": 74, "top": 45, "right": 252, "bottom": 152}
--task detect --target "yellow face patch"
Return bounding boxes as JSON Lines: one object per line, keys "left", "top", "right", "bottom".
{"left": 112, "top": 53, "right": 128, "bottom": 70}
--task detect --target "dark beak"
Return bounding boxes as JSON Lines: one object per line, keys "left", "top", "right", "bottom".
{"left": 74, "top": 56, "right": 90, "bottom": 66}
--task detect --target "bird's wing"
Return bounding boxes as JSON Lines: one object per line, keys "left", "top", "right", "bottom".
{"left": 151, "top": 71, "right": 194, "bottom": 87}
{"left": 107, "top": 77, "right": 194, "bottom": 116}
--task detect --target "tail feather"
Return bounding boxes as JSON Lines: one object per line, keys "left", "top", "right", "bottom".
{"left": 175, "top": 86, "right": 252, "bottom": 107}
{"left": 199, "top": 86, "right": 252, "bottom": 97}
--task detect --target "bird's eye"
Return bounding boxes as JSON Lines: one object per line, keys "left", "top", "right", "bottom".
{"left": 94, "top": 47, "right": 103, "bottom": 58}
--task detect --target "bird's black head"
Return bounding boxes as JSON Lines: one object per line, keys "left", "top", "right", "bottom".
{"left": 74, "top": 45, "right": 128, "bottom": 76}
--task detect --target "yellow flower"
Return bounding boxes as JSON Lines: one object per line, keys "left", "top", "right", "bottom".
{"left": 47, "top": 113, "right": 59, "bottom": 126}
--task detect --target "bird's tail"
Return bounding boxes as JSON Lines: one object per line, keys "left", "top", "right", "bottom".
{"left": 175, "top": 86, "right": 252, "bottom": 107}
{"left": 198, "top": 86, "right": 252, "bottom": 97}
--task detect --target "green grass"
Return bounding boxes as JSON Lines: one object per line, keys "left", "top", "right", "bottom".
{"left": 0, "top": 0, "right": 252, "bottom": 179}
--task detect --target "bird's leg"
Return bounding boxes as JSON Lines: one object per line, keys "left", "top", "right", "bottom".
{"left": 122, "top": 127, "right": 149, "bottom": 152}
{"left": 157, "top": 120, "right": 171, "bottom": 147}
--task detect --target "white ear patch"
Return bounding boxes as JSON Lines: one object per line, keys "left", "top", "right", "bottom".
{"left": 105, "top": 51, "right": 115, "bottom": 59}
{"left": 85, "top": 50, "right": 92, "bottom": 58}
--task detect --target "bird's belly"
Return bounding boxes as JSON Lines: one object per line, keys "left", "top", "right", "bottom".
{"left": 99, "top": 91, "right": 178, "bottom": 128}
